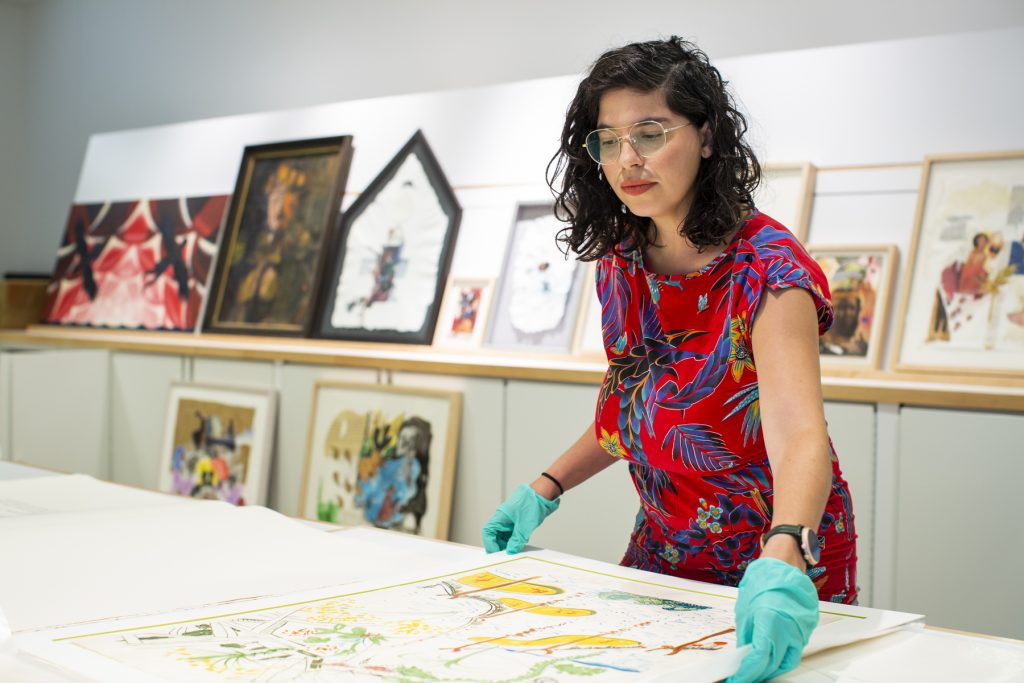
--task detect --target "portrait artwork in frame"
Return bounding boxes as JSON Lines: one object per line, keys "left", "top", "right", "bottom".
{"left": 41, "top": 196, "right": 229, "bottom": 331}
{"left": 157, "top": 382, "right": 277, "bottom": 506}
{"left": 315, "top": 131, "right": 461, "bottom": 344}
{"left": 300, "top": 381, "right": 461, "bottom": 540}
{"left": 203, "top": 136, "right": 354, "bottom": 337}
{"left": 432, "top": 276, "right": 494, "bottom": 349}
{"left": 807, "top": 244, "right": 898, "bottom": 372}
{"left": 485, "top": 203, "right": 588, "bottom": 354}
{"left": 894, "top": 151, "right": 1024, "bottom": 377}
{"left": 755, "top": 162, "right": 817, "bottom": 242}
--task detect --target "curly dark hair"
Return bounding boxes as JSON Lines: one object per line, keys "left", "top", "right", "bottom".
{"left": 548, "top": 36, "right": 761, "bottom": 261}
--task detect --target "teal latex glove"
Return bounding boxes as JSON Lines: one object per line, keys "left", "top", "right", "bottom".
{"left": 727, "top": 558, "right": 819, "bottom": 683}
{"left": 481, "top": 483, "right": 560, "bottom": 554}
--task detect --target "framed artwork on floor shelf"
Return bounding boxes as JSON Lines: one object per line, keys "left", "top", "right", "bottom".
{"left": 40, "top": 196, "right": 229, "bottom": 331}
{"left": 572, "top": 263, "right": 606, "bottom": 360}
{"left": 300, "top": 381, "right": 461, "bottom": 539}
{"left": 755, "top": 162, "right": 817, "bottom": 242}
{"left": 894, "top": 150, "right": 1024, "bottom": 377}
{"left": 432, "top": 276, "right": 494, "bottom": 349}
{"left": 157, "top": 382, "right": 277, "bottom": 506}
{"left": 315, "top": 130, "right": 461, "bottom": 344}
{"left": 807, "top": 244, "right": 898, "bottom": 372}
{"left": 485, "top": 202, "right": 588, "bottom": 354}
{"left": 202, "top": 135, "right": 354, "bottom": 337}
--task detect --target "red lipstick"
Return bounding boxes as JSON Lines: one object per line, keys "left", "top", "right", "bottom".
{"left": 621, "top": 181, "right": 656, "bottom": 196}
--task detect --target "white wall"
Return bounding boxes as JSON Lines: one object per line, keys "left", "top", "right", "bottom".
{"left": 0, "top": 1, "right": 28, "bottom": 275}
{"left": 4, "top": 0, "right": 1024, "bottom": 278}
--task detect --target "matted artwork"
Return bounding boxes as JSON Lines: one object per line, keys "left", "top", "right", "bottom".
{"left": 316, "top": 131, "right": 461, "bottom": 344}
{"left": 808, "top": 244, "right": 898, "bottom": 371}
{"left": 486, "top": 203, "right": 588, "bottom": 353}
{"left": 203, "top": 136, "right": 354, "bottom": 337}
{"left": 755, "top": 162, "right": 817, "bottom": 242}
{"left": 895, "top": 151, "right": 1024, "bottom": 376}
{"left": 41, "top": 196, "right": 228, "bottom": 330}
{"left": 432, "top": 276, "right": 494, "bottom": 349}
{"left": 18, "top": 553, "right": 920, "bottom": 683}
{"left": 573, "top": 264, "right": 606, "bottom": 360}
{"left": 157, "top": 382, "right": 277, "bottom": 506}
{"left": 300, "top": 381, "right": 461, "bottom": 538}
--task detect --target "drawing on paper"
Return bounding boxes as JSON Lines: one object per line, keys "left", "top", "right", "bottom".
{"left": 301, "top": 382, "right": 460, "bottom": 539}
{"left": 42, "top": 196, "right": 228, "bottom": 330}
{"left": 158, "top": 382, "right": 277, "bottom": 506}
{"left": 897, "top": 153, "right": 1024, "bottom": 374}
{"left": 47, "top": 556, "right": 751, "bottom": 681}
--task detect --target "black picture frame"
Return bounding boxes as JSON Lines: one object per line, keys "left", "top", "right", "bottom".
{"left": 314, "top": 130, "right": 461, "bottom": 344}
{"left": 202, "top": 135, "right": 354, "bottom": 337}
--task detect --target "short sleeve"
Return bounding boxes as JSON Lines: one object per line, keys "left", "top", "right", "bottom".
{"left": 748, "top": 223, "right": 834, "bottom": 335}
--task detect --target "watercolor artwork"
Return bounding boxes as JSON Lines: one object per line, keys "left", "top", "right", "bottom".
{"left": 432, "top": 277, "right": 493, "bottom": 349}
{"left": 18, "top": 553, "right": 918, "bottom": 683}
{"left": 157, "top": 383, "right": 277, "bottom": 506}
{"left": 41, "top": 196, "right": 228, "bottom": 330}
{"left": 895, "top": 152, "right": 1024, "bottom": 375}
{"left": 300, "top": 382, "right": 460, "bottom": 539}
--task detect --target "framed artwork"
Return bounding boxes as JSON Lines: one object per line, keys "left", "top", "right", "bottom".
{"left": 203, "top": 136, "right": 354, "bottom": 337}
{"left": 300, "top": 381, "right": 461, "bottom": 539}
{"left": 432, "top": 276, "right": 494, "bottom": 349}
{"left": 807, "top": 244, "right": 898, "bottom": 371}
{"left": 41, "top": 196, "right": 229, "bottom": 331}
{"left": 315, "top": 130, "right": 461, "bottom": 344}
{"left": 157, "top": 382, "right": 277, "bottom": 506}
{"left": 894, "top": 151, "right": 1024, "bottom": 377}
{"left": 485, "top": 203, "right": 588, "bottom": 353}
{"left": 755, "top": 162, "right": 817, "bottom": 242}
{"left": 572, "top": 263, "right": 606, "bottom": 360}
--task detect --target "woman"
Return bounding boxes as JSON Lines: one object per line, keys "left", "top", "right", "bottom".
{"left": 482, "top": 37, "right": 857, "bottom": 683}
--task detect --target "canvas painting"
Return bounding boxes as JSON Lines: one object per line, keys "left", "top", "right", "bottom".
{"left": 486, "top": 203, "right": 588, "bottom": 353}
{"left": 754, "top": 162, "right": 817, "bottom": 242}
{"left": 157, "top": 382, "right": 277, "bottom": 506}
{"left": 316, "top": 131, "right": 461, "bottom": 344}
{"left": 432, "top": 277, "right": 493, "bottom": 349}
{"left": 204, "top": 136, "right": 353, "bottom": 337}
{"left": 41, "top": 196, "right": 228, "bottom": 330}
{"left": 808, "top": 244, "right": 898, "bottom": 371}
{"left": 18, "top": 553, "right": 920, "bottom": 683}
{"left": 895, "top": 152, "right": 1024, "bottom": 375}
{"left": 301, "top": 381, "right": 461, "bottom": 539}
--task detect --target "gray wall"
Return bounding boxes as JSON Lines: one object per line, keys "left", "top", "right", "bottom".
{"left": 3, "top": 0, "right": 1024, "bottom": 278}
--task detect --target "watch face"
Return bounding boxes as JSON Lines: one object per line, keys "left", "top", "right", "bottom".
{"left": 802, "top": 527, "right": 822, "bottom": 565}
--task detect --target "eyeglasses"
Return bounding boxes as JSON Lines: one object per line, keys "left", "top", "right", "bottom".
{"left": 583, "top": 120, "right": 691, "bottom": 165}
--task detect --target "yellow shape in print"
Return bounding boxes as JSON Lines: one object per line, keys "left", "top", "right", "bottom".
{"left": 498, "top": 598, "right": 594, "bottom": 617}
{"left": 469, "top": 634, "right": 639, "bottom": 649}
{"left": 456, "top": 572, "right": 563, "bottom": 595}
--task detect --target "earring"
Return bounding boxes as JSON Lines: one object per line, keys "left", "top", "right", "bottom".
{"left": 621, "top": 203, "right": 628, "bottom": 214}
{"left": 597, "top": 166, "right": 604, "bottom": 181}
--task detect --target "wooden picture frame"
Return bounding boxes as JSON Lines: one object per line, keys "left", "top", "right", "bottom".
{"left": 202, "top": 136, "right": 354, "bottom": 337}
{"left": 299, "top": 381, "right": 461, "bottom": 540}
{"left": 485, "top": 202, "right": 588, "bottom": 353}
{"left": 807, "top": 244, "right": 899, "bottom": 372}
{"left": 571, "top": 263, "right": 606, "bottom": 360}
{"left": 157, "top": 381, "right": 277, "bottom": 506}
{"left": 315, "top": 130, "right": 461, "bottom": 344}
{"left": 757, "top": 162, "right": 817, "bottom": 242}
{"left": 432, "top": 276, "right": 494, "bottom": 349}
{"left": 893, "top": 150, "right": 1024, "bottom": 378}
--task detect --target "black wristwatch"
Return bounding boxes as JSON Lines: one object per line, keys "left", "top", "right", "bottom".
{"left": 760, "top": 524, "right": 821, "bottom": 567}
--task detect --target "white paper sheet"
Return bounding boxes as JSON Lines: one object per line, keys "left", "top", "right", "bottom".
{"left": 16, "top": 549, "right": 922, "bottom": 683}
{"left": 0, "top": 502, "right": 482, "bottom": 634}
{"left": 0, "top": 474, "right": 190, "bottom": 517}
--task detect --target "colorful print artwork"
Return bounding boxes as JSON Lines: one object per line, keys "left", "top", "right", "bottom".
{"left": 301, "top": 382, "right": 460, "bottom": 538}
{"left": 809, "top": 244, "right": 897, "bottom": 370}
{"left": 42, "top": 196, "right": 228, "bottom": 330}
{"left": 158, "top": 383, "right": 277, "bottom": 506}
{"left": 433, "top": 277, "right": 493, "bottom": 348}
{"left": 896, "top": 152, "right": 1024, "bottom": 375}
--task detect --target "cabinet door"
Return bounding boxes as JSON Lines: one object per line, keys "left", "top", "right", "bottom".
{"left": 896, "top": 407, "right": 1024, "bottom": 639}
{"left": 504, "top": 380, "right": 636, "bottom": 564}
{"left": 10, "top": 349, "right": 110, "bottom": 476}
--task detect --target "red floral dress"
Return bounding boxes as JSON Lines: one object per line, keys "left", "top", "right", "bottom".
{"left": 593, "top": 211, "right": 858, "bottom": 604}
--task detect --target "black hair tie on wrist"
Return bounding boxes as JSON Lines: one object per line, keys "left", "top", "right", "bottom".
{"left": 540, "top": 472, "right": 565, "bottom": 497}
